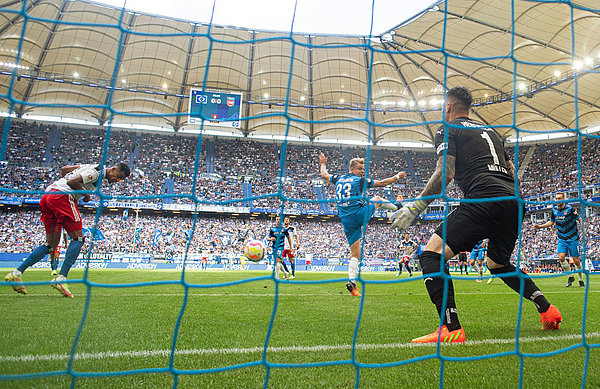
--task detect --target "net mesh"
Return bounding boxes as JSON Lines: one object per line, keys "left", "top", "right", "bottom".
{"left": 0, "top": 0, "right": 598, "bottom": 387}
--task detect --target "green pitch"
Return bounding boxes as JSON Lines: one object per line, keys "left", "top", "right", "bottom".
{"left": 0, "top": 269, "right": 598, "bottom": 388}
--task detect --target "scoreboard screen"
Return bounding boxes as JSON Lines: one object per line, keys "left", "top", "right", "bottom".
{"left": 188, "top": 89, "right": 243, "bottom": 129}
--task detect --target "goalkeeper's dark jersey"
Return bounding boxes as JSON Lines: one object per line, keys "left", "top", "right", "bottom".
{"left": 434, "top": 117, "right": 516, "bottom": 198}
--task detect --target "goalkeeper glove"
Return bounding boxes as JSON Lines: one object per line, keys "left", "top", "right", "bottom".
{"left": 390, "top": 199, "right": 427, "bottom": 231}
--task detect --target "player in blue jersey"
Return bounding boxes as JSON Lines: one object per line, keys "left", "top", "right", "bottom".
{"left": 319, "top": 153, "right": 405, "bottom": 296}
{"left": 267, "top": 222, "right": 292, "bottom": 280}
{"left": 469, "top": 239, "right": 486, "bottom": 282}
{"left": 534, "top": 192, "right": 584, "bottom": 287}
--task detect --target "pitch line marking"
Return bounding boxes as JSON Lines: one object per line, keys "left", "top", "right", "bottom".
{"left": 2, "top": 332, "right": 599, "bottom": 363}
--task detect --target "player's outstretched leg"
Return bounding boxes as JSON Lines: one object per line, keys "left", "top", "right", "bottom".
{"left": 52, "top": 237, "right": 84, "bottom": 298}
{"left": 5, "top": 244, "right": 52, "bottom": 295}
{"left": 488, "top": 263, "right": 560, "bottom": 330}
{"left": 370, "top": 196, "right": 398, "bottom": 212}
{"left": 347, "top": 257, "right": 361, "bottom": 296}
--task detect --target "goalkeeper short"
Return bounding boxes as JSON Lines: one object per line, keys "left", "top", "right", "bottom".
{"left": 434, "top": 199, "right": 522, "bottom": 266}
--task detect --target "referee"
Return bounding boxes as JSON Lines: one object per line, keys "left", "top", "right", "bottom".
{"left": 390, "top": 86, "right": 562, "bottom": 343}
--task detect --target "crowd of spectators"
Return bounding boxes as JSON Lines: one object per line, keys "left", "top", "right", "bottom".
{"left": 2, "top": 119, "right": 600, "bottom": 263}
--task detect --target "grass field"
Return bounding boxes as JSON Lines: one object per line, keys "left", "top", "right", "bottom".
{"left": 0, "top": 268, "right": 599, "bottom": 388}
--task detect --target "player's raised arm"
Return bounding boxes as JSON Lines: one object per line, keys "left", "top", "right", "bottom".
{"left": 373, "top": 171, "right": 406, "bottom": 187}
{"left": 319, "top": 153, "right": 331, "bottom": 182}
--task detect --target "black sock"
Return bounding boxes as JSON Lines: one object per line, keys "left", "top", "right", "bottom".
{"left": 490, "top": 264, "right": 551, "bottom": 313}
{"left": 419, "top": 251, "right": 461, "bottom": 331}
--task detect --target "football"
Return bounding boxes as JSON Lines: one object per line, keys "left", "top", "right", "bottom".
{"left": 244, "top": 239, "right": 266, "bottom": 262}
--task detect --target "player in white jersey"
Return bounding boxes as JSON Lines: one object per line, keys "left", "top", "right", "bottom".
{"left": 5, "top": 163, "right": 130, "bottom": 297}
{"left": 397, "top": 232, "right": 417, "bottom": 277}
{"left": 282, "top": 217, "right": 299, "bottom": 279}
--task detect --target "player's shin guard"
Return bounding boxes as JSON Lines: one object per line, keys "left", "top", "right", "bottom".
{"left": 489, "top": 264, "right": 550, "bottom": 313}
{"left": 59, "top": 239, "right": 84, "bottom": 278}
{"left": 348, "top": 257, "right": 359, "bottom": 282}
{"left": 419, "top": 251, "right": 461, "bottom": 331}
{"left": 17, "top": 244, "right": 52, "bottom": 273}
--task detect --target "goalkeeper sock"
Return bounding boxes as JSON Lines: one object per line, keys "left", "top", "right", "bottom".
{"left": 419, "top": 251, "right": 461, "bottom": 331}
{"left": 59, "top": 239, "right": 84, "bottom": 278}
{"left": 348, "top": 257, "right": 359, "bottom": 282}
{"left": 489, "top": 264, "right": 550, "bottom": 313}
{"left": 559, "top": 259, "right": 570, "bottom": 272}
{"left": 17, "top": 244, "right": 51, "bottom": 274}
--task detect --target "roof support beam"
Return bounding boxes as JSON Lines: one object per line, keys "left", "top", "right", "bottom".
{"left": 174, "top": 23, "right": 198, "bottom": 131}
{"left": 97, "top": 12, "right": 136, "bottom": 125}
{"left": 362, "top": 37, "right": 377, "bottom": 144}
{"left": 307, "top": 36, "right": 315, "bottom": 142}
{"left": 0, "top": 0, "right": 37, "bottom": 37}
{"left": 391, "top": 33, "right": 600, "bottom": 116}
{"left": 16, "top": 0, "right": 67, "bottom": 117}
{"left": 382, "top": 43, "right": 435, "bottom": 142}
{"left": 442, "top": 10, "right": 570, "bottom": 57}
{"left": 242, "top": 31, "right": 256, "bottom": 137}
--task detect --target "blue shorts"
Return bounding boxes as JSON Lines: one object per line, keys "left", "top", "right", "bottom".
{"left": 557, "top": 240, "right": 579, "bottom": 257}
{"left": 340, "top": 203, "right": 376, "bottom": 246}
{"left": 470, "top": 249, "right": 485, "bottom": 261}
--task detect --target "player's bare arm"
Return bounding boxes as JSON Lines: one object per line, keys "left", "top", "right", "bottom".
{"left": 534, "top": 220, "right": 554, "bottom": 230}
{"left": 60, "top": 165, "right": 80, "bottom": 177}
{"left": 319, "top": 153, "right": 331, "bottom": 182}
{"left": 373, "top": 171, "right": 406, "bottom": 187}
{"left": 66, "top": 175, "right": 91, "bottom": 202}
{"left": 507, "top": 159, "right": 521, "bottom": 185}
{"left": 390, "top": 155, "right": 455, "bottom": 230}
{"left": 419, "top": 155, "right": 456, "bottom": 207}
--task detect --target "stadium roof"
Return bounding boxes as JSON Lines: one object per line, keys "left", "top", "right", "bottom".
{"left": 0, "top": 0, "right": 599, "bottom": 146}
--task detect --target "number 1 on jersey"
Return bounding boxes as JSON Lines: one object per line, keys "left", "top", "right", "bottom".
{"left": 481, "top": 131, "right": 500, "bottom": 165}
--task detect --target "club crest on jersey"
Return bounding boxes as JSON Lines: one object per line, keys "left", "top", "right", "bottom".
{"left": 87, "top": 173, "right": 93, "bottom": 180}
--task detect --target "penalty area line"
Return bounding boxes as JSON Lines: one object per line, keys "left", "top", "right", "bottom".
{"left": 2, "top": 332, "right": 599, "bottom": 363}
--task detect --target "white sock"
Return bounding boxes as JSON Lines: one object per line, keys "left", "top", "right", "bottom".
{"left": 373, "top": 197, "right": 398, "bottom": 211}
{"left": 13, "top": 269, "right": 22, "bottom": 277}
{"left": 478, "top": 265, "right": 483, "bottom": 277}
{"left": 560, "top": 260, "right": 570, "bottom": 272}
{"left": 56, "top": 275, "right": 67, "bottom": 282}
{"left": 576, "top": 263, "right": 583, "bottom": 281}
{"left": 472, "top": 262, "right": 480, "bottom": 275}
{"left": 275, "top": 263, "right": 281, "bottom": 279}
{"left": 348, "top": 257, "right": 359, "bottom": 282}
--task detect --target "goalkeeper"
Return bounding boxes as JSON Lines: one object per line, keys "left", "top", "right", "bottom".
{"left": 390, "top": 87, "right": 561, "bottom": 343}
